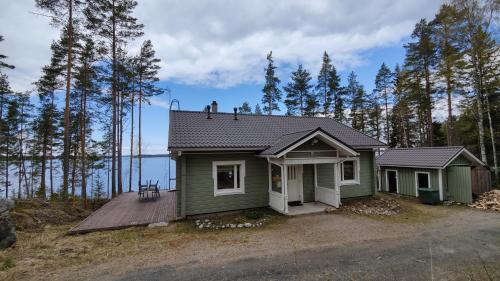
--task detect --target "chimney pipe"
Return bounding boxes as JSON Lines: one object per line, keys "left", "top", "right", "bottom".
{"left": 206, "top": 105, "right": 212, "bottom": 119}
{"left": 233, "top": 107, "right": 238, "bottom": 120}
{"left": 211, "top": 101, "right": 218, "bottom": 113}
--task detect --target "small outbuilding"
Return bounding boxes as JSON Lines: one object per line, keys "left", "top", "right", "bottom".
{"left": 376, "top": 146, "right": 488, "bottom": 204}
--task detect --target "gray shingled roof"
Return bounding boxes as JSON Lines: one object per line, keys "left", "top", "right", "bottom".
{"left": 376, "top": 146, "right": 467, "bottom": 169}
{"left": 168, "top": 110, "right": 386, "bottom": 151}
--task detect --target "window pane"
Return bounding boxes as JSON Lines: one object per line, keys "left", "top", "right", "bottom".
{"left": 236, "top": 165, "right": 240, "bottom": 189}
{"left": 217, "top": 165, "right": 235, "bottom": 189}
{"left": 417, "top": 173, "right": 429, "bottom": 188}
{"left": 271, "top": 164, "right": 282, "bottom": 193}
{"left": 343, "top": 161, "right": 354, "bottom": 181}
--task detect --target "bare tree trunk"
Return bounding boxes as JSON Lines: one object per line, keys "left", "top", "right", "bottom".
{"left": 446, "top": 80, "right": 454, "bottom": 146}
{"left": 5, "top": 151, "right": 9, "bottom": 198}
{"left": 71, "top": 145, "right": 78, "bottom": 198}
{"left": 49, "top": 94, "right": 54, "bottom": 198}
{"left": 384, "top": 89, "right": 389, "bottom": 143}
{"left": 80, "top": 87, "right": 88, "bottom": 207}
{"left": 476, "top": 89, "right": 487, "bottom": 163}
{"left": 118, "top": 86, "right": 123, "bottom": 195}
{"left": 138, "top": 80, "right": 143, "bottom": 186}
{"left": 424, "top": 67, "right": 433, "bottom": 147}
{"left": 111, "top": 0, "right": 117, "bottom": 198}
{"left": 484, "top": 94, "right": 498, "bottom": 182}
{"left": 128, "top": 81, "right": 135, "bottom": 192}
{"left": 62, "top": 0, "right": 73, "bottom": 200}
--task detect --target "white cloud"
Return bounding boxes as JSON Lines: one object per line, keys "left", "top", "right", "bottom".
{"left": 1, "top": 0, "right": 443, "bottom": 90}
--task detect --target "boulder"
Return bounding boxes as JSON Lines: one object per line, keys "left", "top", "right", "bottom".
{"left": 0, "top": 199, "right": 14, "bottom": 214}
{"left": 0, "top": 199, "right": 16, "bottom": 249}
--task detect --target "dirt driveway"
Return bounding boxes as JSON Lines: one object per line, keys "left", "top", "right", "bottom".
{"left": 3, "top": 197, "right": 500, "bottom": 281}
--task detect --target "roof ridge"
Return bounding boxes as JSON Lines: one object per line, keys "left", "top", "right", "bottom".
{"left": 389, "top": 146, "right": 464, "bottom": 150}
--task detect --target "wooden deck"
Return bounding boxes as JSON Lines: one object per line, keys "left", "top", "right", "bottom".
{"left": 68, "top": 190, "right": 176, "bottom": 234}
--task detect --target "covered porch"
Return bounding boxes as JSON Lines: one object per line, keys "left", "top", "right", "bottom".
{"left": 261, "top": 128, "right": 360, "bottom": 215}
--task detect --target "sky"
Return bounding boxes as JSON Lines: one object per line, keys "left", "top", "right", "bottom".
{"left": 0, "top": 0, "right": 446, "bottom": 154}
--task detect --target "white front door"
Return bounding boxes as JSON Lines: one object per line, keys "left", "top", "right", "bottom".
{"left": 287, "top": 165, "right": 303, "bottom": 202}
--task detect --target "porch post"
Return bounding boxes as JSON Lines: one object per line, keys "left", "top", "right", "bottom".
{"left": 334, "top": 162, "right": 341, "bottom": 207}
{"left": 283, "top": 164, "right": 288, "bottom": 213}
{"left": 438, "top": 169, "right": 443, "bottom": 201}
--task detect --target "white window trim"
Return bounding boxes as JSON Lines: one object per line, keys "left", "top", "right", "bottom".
{"left": 414, "top": 171, "right": 431, "bottom": 197}
{"left": 213, "top": 160, "right": 245, "bottom": 196}
{"left": 340, "top": 158, "right": 360, "bottom": 186}
{"left": 385, "top": 169, "right": 399, "bottom": 193}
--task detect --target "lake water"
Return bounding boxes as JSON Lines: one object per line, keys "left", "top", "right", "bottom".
{"left": 2, "top": 156, "right": 176, "bottom": 199}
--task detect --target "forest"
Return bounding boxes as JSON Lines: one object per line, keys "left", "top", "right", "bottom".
{"left": 255, "top": 0, "right": 499, "bottom": 186}
{"left": 0, "top": 0, "right": 498, "bottom": 206}
{"left": 0, "top": 0, "right": 165, "bottom": 205}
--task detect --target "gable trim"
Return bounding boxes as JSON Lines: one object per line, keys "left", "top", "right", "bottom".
{"left": 273, "top": 129, "right": 358, "bottom": 158}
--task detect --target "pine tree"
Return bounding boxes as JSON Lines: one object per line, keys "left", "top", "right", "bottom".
{"left": 374, "top": 63, "right": 393, "bottom": 142}
{"left": 36, "top": 0, "right": 85, "bottom": 200}
{"left": 0, "top": 35, "right": 14, "bottom": 70}
{"left": 452, "top": 0, "right": 499, "bottom": 178}
{"left": 134, "top": 40, "right": 163, "bottom": 187}
{"left": 254, "top": 104, "right": 263, "bottom": 115}
{"left": 238, "top": 102, "right": 252, "bottom": 114}
{"left": 85, "top": 0, "right": 144, "bottom": 197}
{"left": 316, "top": 52, "right": 340, "bottom": 116}
{"left": 432, "top": 4, "right": 466, "bottom": 146}
{"left": 284, "top": 64, "right": 315, "bottom": 116}
{"left": 261, "top": 51, "right": 281, "bottom": 115}
{"left": 33, "top": 39, "right": 65, "bottom": 198}
{"left": 345, "top": 72, "right": 363, "bottom": 130}
{"left": 366, "top": 89, "right": 382, "bottom": 140}
{"left": 404, "top": 19, "right": 437, "bottom": 146}
{"left": 73, "top": 38, "right": 101, "bottom": 206}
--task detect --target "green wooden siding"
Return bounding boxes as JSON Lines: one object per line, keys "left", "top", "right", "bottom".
{"left": 446, "top": 166, "right": 472, "bottom": 203}
{"left": 180, "top": 153, "right": 269, "bottom": 216}
{"left": 316, "top": 163, "right": 335, "bottom": 188}
{"left": 303, "top": 164, "right": 315, "bottom": 202}
{"left": 341, "top": 151, "right": 374, "bottom": 198}
{"left": 449, "top": 154, "right": 471, "bottom": 166}
{"left": 294, "top": 138, "right": 334, "bottom": 151}
{"left": 176, "top": 150, "right": 376, "bottom": 216}
{"left": 380, "top": 167, "right": 439, "bottom": 196}
{"left": 316, "top": 151, "right": 374, "bottom": 198}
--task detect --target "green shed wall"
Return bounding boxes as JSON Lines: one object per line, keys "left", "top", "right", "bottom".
{"left": 449, "top": 155, "right": 471, "bottom": 166}
{"left": 446, "top": 166, "right": 472, "bottom": 203}
{"left": 380, "top": 167, "right": 439, "bottom": 196}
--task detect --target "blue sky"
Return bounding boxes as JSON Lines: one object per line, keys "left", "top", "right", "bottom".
{"left": 1, "top": 0, "right": 444, "bottom": 154}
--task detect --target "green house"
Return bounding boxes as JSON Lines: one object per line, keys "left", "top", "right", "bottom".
{"left": 376, "top": 147, "right": 486, "bottom": 204}
{"left": 168, "top": 105, "right": 386, "bottom": 218}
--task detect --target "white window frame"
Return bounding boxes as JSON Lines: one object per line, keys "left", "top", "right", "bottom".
{"left": 340, "top": 158, "right": 360, "bottom": 186}
{"left": 414, "top": 171, "right": 431, "bottom": 197}
{"left": 213, "top": 160, "right": 245, "bottom": 196}
{"left": 385, "top": 169, "right": 399, "bottom": 193}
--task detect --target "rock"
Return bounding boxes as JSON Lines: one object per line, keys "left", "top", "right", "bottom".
{"left": 230, "top": 224, "right": 236, "bottom": 228}
{"left": 0, "top": 199, "right": 16, "bottom": 250}
{"left": 237, "top": 224, "right": 243, "bottom": 228}
{"left": 244, "top": 223, "right": 252, "bottom": 228}
{"left": 204, "top": 219, "right": 210, "bottom": 223}
{"left": 198, "top": 224, "right": 204, "bottom": 229}
{"left": 0, "top": 199, "right": 14, "bottom": 214}
{"left": 148, "top": 222, "right": 169, "bottom": 228}
{"left": 324, "top": 207, "right": 338, "bottom": 213}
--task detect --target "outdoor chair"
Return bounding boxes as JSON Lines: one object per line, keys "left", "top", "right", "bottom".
{"left": 150, "top": 180, "right": 160, "bottom": 198}
{"left": 138, "top": 181, "right": 150, "bottom": 198}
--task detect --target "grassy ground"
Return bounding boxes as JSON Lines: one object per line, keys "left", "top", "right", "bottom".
{"left": 0, "top": 207, "right": 287, "bottom": 281}
{"left": 0, "top": 194, "right": 487, "bottom": 281}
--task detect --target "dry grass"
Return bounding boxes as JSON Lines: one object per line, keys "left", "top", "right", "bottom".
{"left": 0, "top": 208, "right": 287, "bottom": 281}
